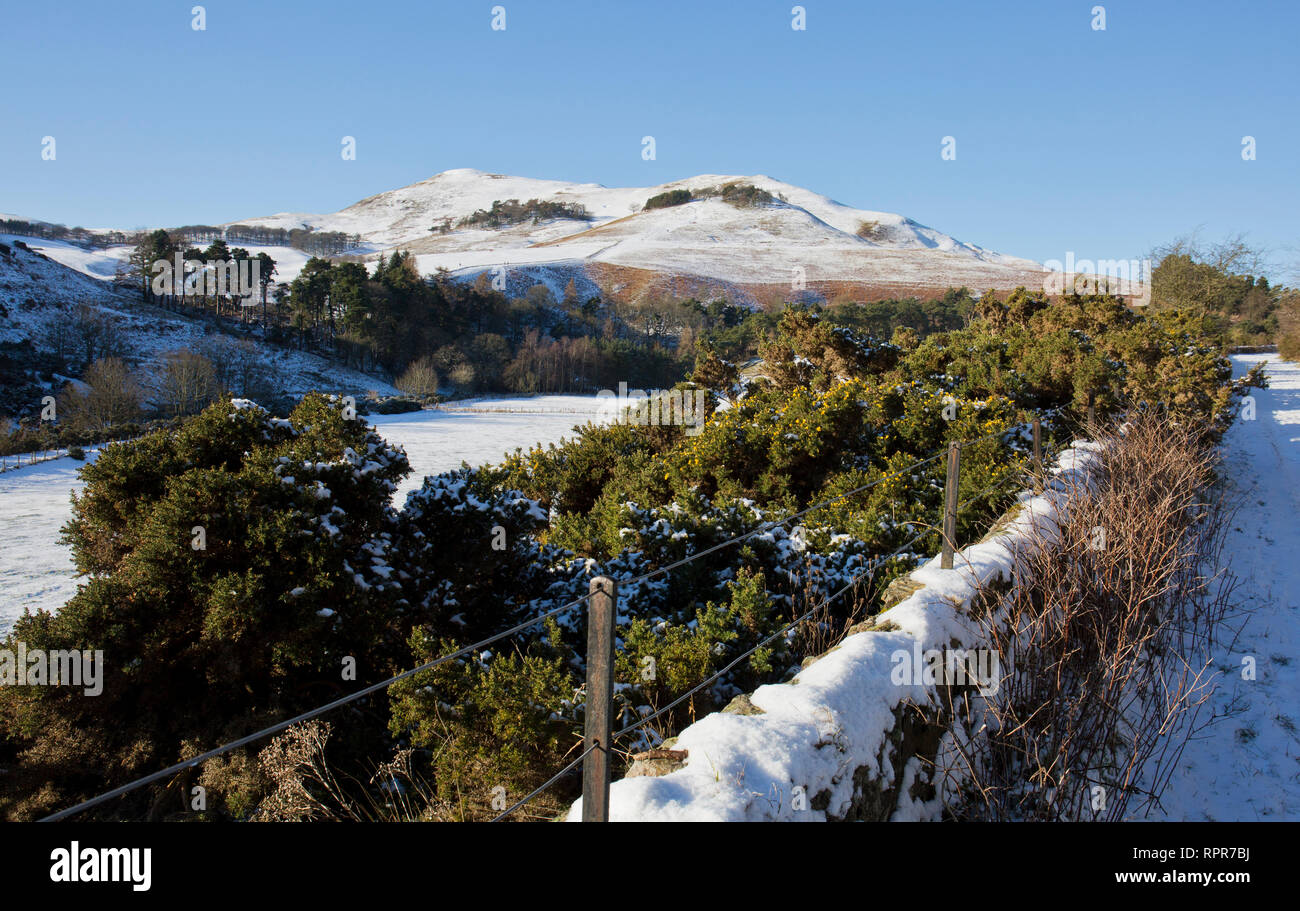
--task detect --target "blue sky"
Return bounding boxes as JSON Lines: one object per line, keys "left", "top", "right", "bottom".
{"left": 2, "top": 0, "right": 1296, "bottom": 272}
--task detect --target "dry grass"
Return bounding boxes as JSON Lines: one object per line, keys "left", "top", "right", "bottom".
{"left": 941, "top": 414, "right": 1237, "bottom": 820}
{"left": 252, "top": 716, "right": 577, "bottom": 823}
{"left": 254, "top": 720, "right": 448, "bottom": 822}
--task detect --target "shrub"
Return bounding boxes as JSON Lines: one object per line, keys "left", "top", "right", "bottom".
{"left": 1279, "top": 331, "right": 1300, "bottom": 362}
{"left": 0, "top": 394, "right": 410, "bottom": 819}
{"left": 644, "top": 189, "right": 692, "bottom": 210}
{"left": 959, "top": 415, "right": 1231, "bottom": 820}
{"left": 396, "top": 355, "right": 440, "bottom": 397}
{"left": 856, "top": 220, "right": 889, "bottom": 241}
{"left": 374, "top": 397, "right": 424, "bottom": 414}
{"left": 56, "top": 357, "right": 142, "bottom": 431}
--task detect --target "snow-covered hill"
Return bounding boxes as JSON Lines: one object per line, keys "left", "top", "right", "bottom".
{"left": 8, "top": 170, "right": 1052, "bottom": 297}
{"left": 238, "top": 169, "right": 1046, "bottom": 290}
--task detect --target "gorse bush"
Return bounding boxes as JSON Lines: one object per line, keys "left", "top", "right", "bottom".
{"left": 0, "top": 288, "right": 1258, "bottom": 821}
{"left": 0, "top": 394, "right": 410, "bottom": 819}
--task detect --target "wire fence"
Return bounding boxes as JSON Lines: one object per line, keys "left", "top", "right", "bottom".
{"left": 0, "top": 433, "right": 149, "bottom": 474}
{"left": 41, "top": 591, "right": 595, "bottom": 822}
{"left": 0, "top": 448, "right": 69, "bottom": 472}
{"left": 39, "top": 412, "right": 1068, "bottom": 823}
{"left": 612, "top": 532, "right": 925, "bottom": 745}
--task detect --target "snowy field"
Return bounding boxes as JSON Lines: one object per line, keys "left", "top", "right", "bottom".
{"left": 1145, "top": 353, "right": 1300, "bottom": 821}
{"left": 0, "top": 396, "right": 606, "bottom": 633}
{"left": 370, "top": 395, "right": 608, "bottom": 505}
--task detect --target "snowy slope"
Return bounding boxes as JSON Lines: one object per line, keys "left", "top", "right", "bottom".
{"left": 3, "top": 234, "right": 316, "bottom": 291}
{"left": 0, "top": 452, "right": 95, "bottom": 627}
{"left": 256, "top": 169, "right": 1031, "bottom": 261}
{"left": 0, "top": 241, "right": 401, "bottom": 406}
{"left": 0, "top": 235, "right": 138, "bottom": 324}
{"left": 1142, "top": 353, "right": 1300, "bottom": 821}
{"left": 0, "top": 234, "right": 128, "bottom": 280}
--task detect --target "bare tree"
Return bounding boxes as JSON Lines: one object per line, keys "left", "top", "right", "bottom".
{"left": 71, "top": 304, "right": 130, "bottom": 367}
{"left": 159, "top": 349, "right": 219, "bottom": 417}
{"left": 58, "top": 357, "right": 143, "bottom": 430}
{"left": 200, "top": 336, "right": 272, "bottom": 400}
{"left": 39, "top": 304, "right": 76, "bottom": 367}
{"left": 395, "top": 355, "right": 440, "bottom": 397}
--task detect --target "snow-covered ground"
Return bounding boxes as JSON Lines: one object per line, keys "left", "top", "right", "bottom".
{"left": 0, "top": 397, "right": 607, "bottom": 633}
{"left": 1, "top": 229, "right": 368, "bottom": 295}
{"left": 1, "top": 234, "right": 323, "bottom": 301}
{"left": 0, "top": 234, "right": 129, "bottom": 280}
{"left": 0, "top": 453, "right": 94, "bottom": 628}
{"left": 1146, "top": 353, "right": 1300, "bottom": 821}
{"left": 370, "top": 396, "right": 608, "bottom": 505}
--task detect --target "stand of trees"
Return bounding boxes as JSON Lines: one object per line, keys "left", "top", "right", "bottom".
{"left": 281, "top": 252, "right": 690, "bottom": 394}
{"left": 130, "top": 230, "right": 277, "bottom": 323}
{"left": 457, "top": 198, "right": 589, "bottom": 229}
{"left": 162, "top": 224, "right": 361, "bottom": 255}
{"left": 641, "top": 182, "right": 777, "bottom": 211}
{"left": 1149, "top": 233, "right": 1289, "bottom": 346}
{"left": 0, "top": 218, "right": 131, "bottom": 248}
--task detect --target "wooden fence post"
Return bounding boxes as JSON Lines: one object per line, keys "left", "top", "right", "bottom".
{"left": 582, "top": 575, "right": 617, "bottom": 822}
{"left": 1031, "top": 417, "right": 1042, "bottom": 491}
{"left": 941, "top": 442, "right": 960, "bottom": 570}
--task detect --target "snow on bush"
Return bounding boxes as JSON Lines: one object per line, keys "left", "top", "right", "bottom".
{"left": 567, "top": 443, "right": 1103, "bottom": 821}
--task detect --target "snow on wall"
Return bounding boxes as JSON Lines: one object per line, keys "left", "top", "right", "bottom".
{"left": 567, "top": 442, "right": 1103, "bottom": 822}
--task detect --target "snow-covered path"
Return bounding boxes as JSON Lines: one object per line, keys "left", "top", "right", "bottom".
{"left": 1150, "top": 353, "right": 1300, "bottom": 821}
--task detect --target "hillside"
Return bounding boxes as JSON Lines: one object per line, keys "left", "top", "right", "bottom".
{"left": 0, "top": 238, "right": 400, "bottom": 419}
{"left": 7, "top": 170, "right": 1058, "bottom": 304}
{"left": 242, "top": 169, "right": 1050, "bottom": 298}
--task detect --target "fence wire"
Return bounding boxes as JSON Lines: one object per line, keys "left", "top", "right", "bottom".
{"left": 41, "top": 590, "right": 595, "bottom": 821}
